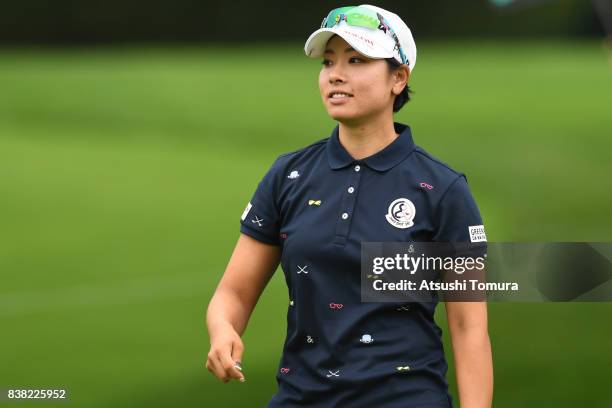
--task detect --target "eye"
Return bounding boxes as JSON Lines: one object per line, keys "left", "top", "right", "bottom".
{"left": 321, "top": 57, "right": 363, "bottom": 66}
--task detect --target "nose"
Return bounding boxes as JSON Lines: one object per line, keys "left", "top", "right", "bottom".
{"left": 328, "top": 63, "right": 345, "bottom": 84}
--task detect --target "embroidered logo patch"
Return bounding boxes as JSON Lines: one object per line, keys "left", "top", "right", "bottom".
{"left": 469, "top": 225, "right": 487, "bottom": 242}
{"left": 385, "top": 198, "right": 416, "bottom": 229}
{"left": 241, "top": 202, "right": 252, "bottom": 221}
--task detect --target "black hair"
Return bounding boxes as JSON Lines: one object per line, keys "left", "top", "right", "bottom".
{"left": 385, "top": 58, "right": 413, "bottom": 113}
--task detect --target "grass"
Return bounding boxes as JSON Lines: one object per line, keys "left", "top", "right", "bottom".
{"left": 0, "top": 39, "right": 611, "bottom": 407}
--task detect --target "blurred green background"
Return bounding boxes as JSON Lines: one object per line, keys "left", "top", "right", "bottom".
{"left": 1, "top": 39, "right": 611, "bottom": 407}
{"left": 2, "top": 0, "right": 612, "bottom": 405}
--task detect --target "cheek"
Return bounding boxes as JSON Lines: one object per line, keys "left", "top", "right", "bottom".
{"left": 355, "top": 79, "right": 386, "bottom": 103}
{"left": 318, "top": 72, "right": 327, "bottom": 93}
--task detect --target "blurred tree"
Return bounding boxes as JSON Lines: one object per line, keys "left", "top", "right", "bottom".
{"left": 0, "top": 0, "right": 605, "bottom": 45}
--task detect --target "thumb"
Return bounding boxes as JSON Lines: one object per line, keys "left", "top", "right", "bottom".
{"left": 231, "top": 340, "right": 245, "bottom": 381}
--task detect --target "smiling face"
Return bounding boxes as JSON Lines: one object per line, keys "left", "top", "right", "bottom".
{"left": 319, "top": 34, "right": 408, "bottom": 125}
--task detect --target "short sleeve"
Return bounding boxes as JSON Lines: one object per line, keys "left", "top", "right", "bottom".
{"left": 432, "top": 174, "right": 487, "bottom": 254}
{"left": 239, "top": 156, "right": 282, "bottom": 245}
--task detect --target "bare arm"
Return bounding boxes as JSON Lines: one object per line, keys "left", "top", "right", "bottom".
{"left": 445, "top": 301, "right": 494, "bottom": 408}
{"left": 205, "top": 233, "right": 281, "bottom": 383}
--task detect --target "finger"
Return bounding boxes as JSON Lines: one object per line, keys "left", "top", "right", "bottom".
{"left": 207, "top": 352, "right": 229, "bottom": 382}
{"left": 231, "top": 341, "right": 246, "bottom": 382}
{"left": 205, "top": 359, "right": 217, "bottom": 376}
{"left": 231, "top": 340, "right": 244, "bottom": 365}
{"left": 207, "top": 354, "right": 226, "bottom": 382}
{"left": 215, "top": 352, "right": 231, "bottom": 383}
{"left": 220, "top": 345, "right": 245, "bottom": 381}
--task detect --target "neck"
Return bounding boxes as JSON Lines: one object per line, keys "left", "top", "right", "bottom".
{"left": 337, "top": 116, "right": 399, "bottom": 161}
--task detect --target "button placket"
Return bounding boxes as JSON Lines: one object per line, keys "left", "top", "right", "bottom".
{"left": 333, "top": 163, "right": 362, "bottom": 245}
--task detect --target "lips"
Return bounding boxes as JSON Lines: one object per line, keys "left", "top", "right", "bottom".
{"left": 328, "top": 91, "right": 354, "bottom": 98}
{"left": 327, "top": 91, "right": 354, "bottom": 105}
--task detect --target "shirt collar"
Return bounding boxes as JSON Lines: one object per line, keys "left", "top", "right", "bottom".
{"left": 326, "top": 121, "right": 416, "bottom": 172}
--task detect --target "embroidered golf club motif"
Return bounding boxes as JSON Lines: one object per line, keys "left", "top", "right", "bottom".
{"left": 251, "top": 216, "right": 264, "bottom": 227}
{"left": 359, "top": 334, "right": 374, "bottom": 344}
{"left": 326, "top": 369, "right": 340, "bottom": 378}
{"left": 287, "top": 170, "right": 300, "bottom": 179}
{"left": 396, "top": 365, "right": 411, "bottom": 371}
{"left": 306, "top": 335, "right": 314, "bottom": 343}
{"left": 385, "top": 198, "right": 416, "bottom": 229}
{"left": 280, "top": 367, "right": 290, "bottom": 374}
{"left": 329, "top": 303, "right": 344, "bottom": 309}
{"left": 397, "top": 305, "right": 411, "bottom": 312}
{"left": 297, "top": 265, "right": 309, "bottom": 274}
{"left": 308, "top": 199, "right": 322, "bottom": 206}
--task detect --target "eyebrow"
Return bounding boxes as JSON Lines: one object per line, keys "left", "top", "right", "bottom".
{"left": 323, "top": 47, "right": 356, "bottom": 55}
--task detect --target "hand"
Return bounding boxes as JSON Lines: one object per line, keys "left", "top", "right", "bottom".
{"left": 205, "top": 325, "right": 246, "bottom": 383}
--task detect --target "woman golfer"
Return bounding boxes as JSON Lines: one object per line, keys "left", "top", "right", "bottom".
{"left": 206, "top": 4, "right": 493, "bottom": 407}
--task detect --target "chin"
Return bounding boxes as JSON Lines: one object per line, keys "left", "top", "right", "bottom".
{"left": 327, "top": 108, "right": 359, "bottom": 122}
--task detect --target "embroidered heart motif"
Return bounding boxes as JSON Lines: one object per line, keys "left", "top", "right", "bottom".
{"left": 280, "top": 367, "right": 290, "bottom": 374}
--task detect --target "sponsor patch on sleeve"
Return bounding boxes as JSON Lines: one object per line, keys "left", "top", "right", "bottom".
{"left": 468, "top": 225, "right": 487, "bottom": 242}
{"left": 241, "top": 202, "right": 252, "bottom": 221}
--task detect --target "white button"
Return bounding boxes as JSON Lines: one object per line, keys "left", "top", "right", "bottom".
{"left": 348, "top": 186, "right": 355, "bottom": 194}
{"left": 341, "top": 212, "right": 349, "bottom": 219}
{"left": 354, "top": 165, "right": 361, "bottom": 172}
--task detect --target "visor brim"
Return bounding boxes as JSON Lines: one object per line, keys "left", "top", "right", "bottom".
{"left": 304, "top": 27, "right": 394, "bottom": 60}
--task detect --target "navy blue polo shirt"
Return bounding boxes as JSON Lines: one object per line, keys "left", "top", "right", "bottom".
{"left": 239, "top": 121, "right": 486, "bottom": 408}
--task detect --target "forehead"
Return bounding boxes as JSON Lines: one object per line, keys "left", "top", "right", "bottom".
{"left": 324, "top": 37, "right": 375, "bottom": 61}
{"left": 327, "top": 34, "right": 349, "bottom": 47}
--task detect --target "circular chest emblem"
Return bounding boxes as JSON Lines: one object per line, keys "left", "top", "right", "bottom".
{"left": 385, "top": 198, "right": 416, "bottom": 229}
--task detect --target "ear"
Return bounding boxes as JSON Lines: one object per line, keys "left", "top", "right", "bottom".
{"left": 393, "top": 65, "right": 410, "bottom": 95}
